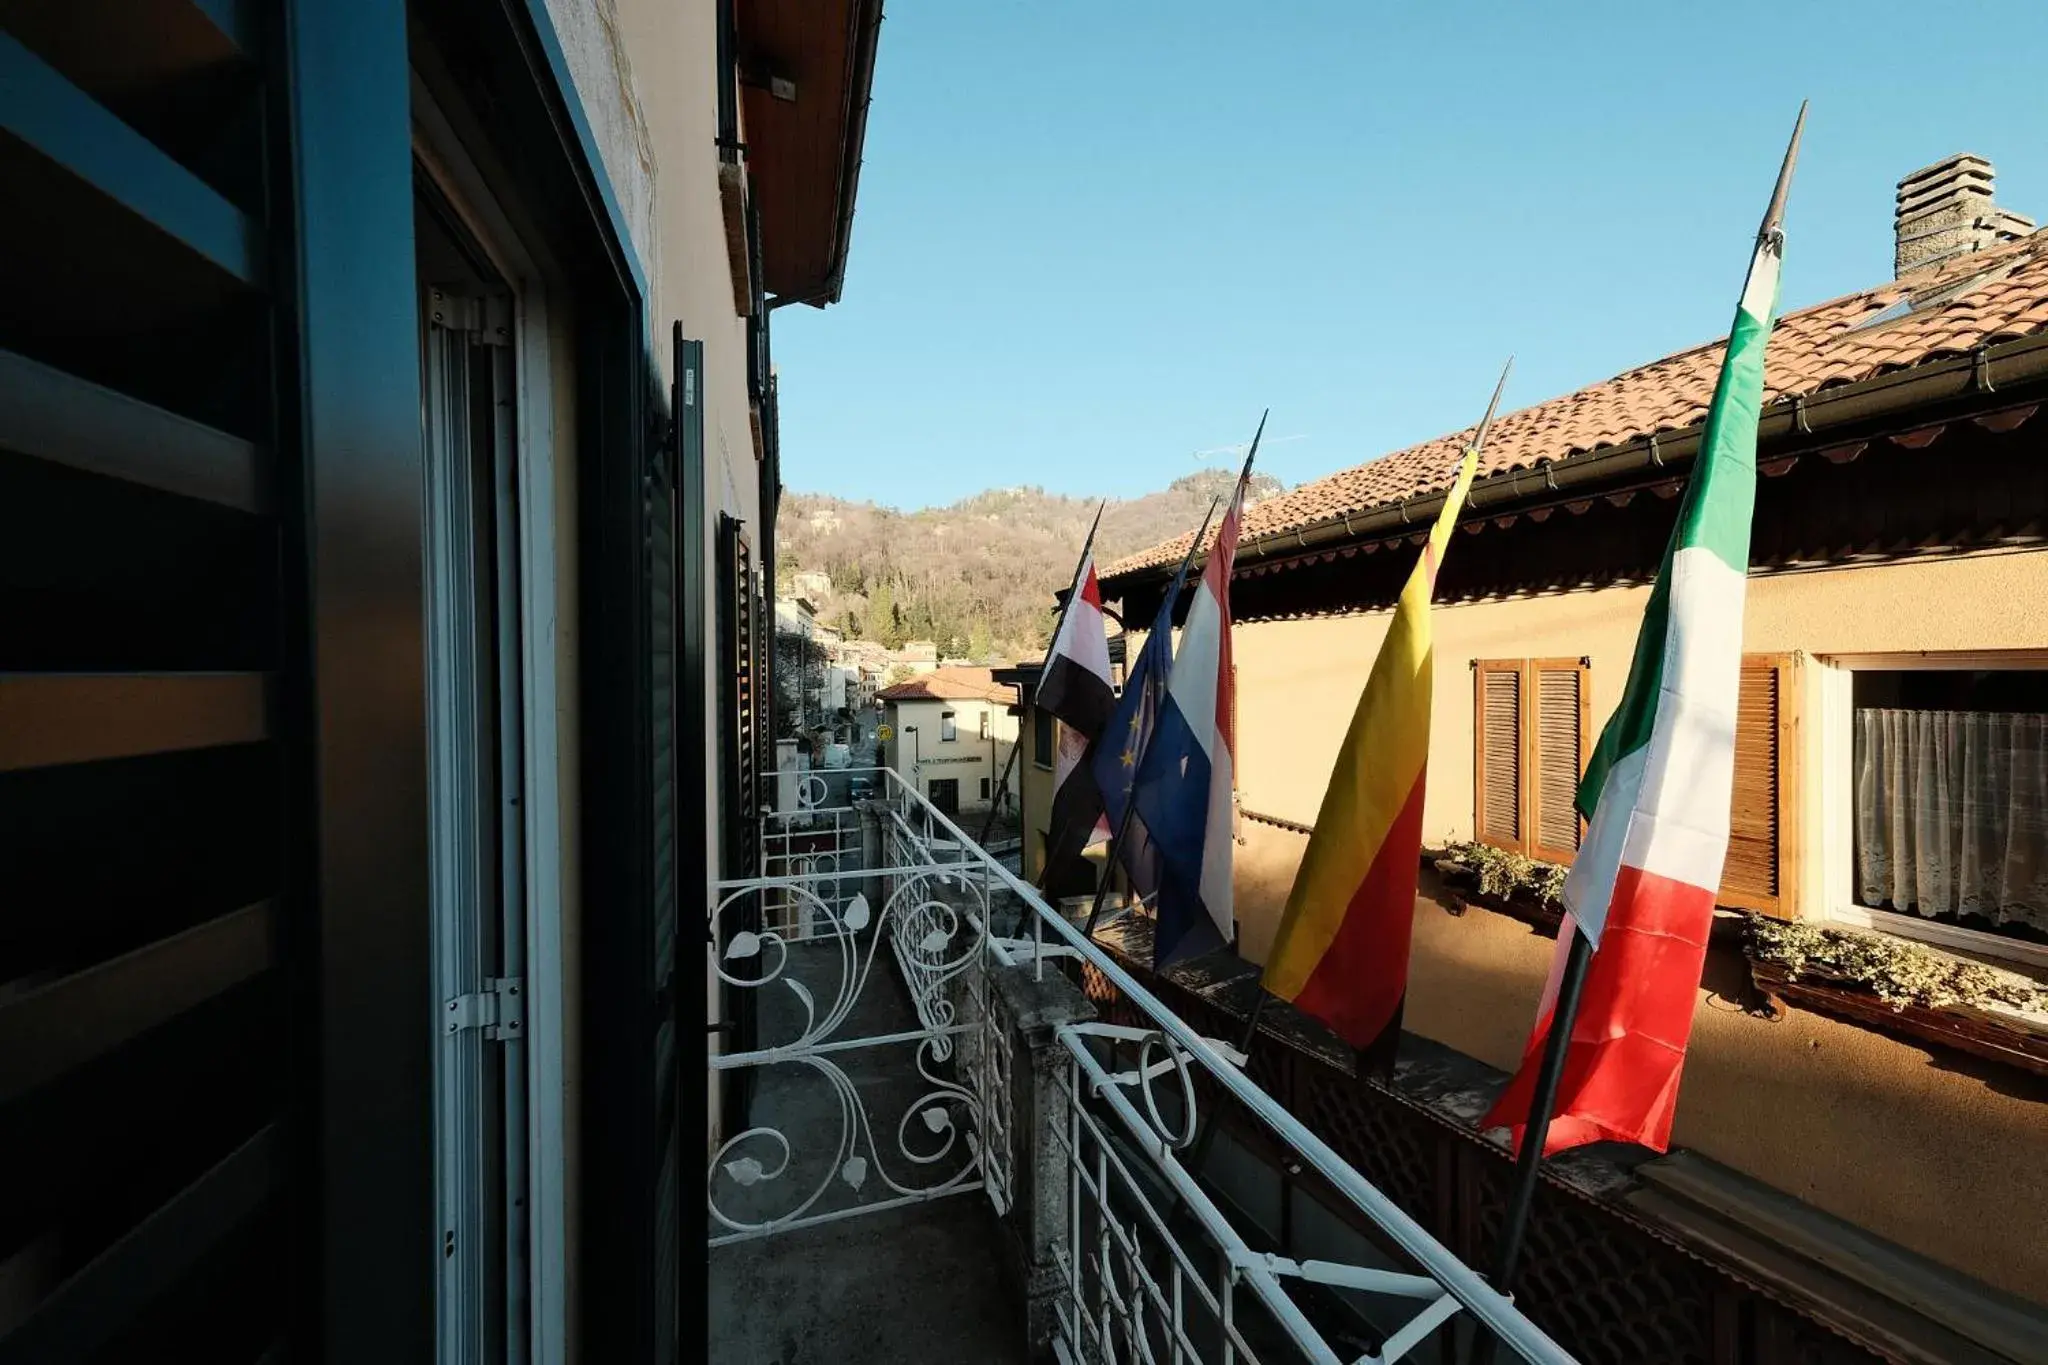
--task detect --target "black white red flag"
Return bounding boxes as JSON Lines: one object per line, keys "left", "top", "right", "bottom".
{"left": 1037, "top": 551, "right": 1116, "bottom": 897}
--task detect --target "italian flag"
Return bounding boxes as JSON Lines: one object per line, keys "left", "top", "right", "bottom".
{"left": 1485, "top": 160, "right": 1791, "bottom": 1155}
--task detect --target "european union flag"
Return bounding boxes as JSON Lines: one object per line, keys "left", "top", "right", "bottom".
{"left": 1088, "top": 593, "right": 1178, "bottom": 909}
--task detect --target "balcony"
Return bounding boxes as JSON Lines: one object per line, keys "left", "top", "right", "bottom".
{"left": 706, "top": 769, "right": 1574, "bottom": 1364}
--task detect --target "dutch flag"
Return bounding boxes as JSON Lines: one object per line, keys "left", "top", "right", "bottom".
{"left": 1132, "top": 468, "right": 1249, "bottom": 967}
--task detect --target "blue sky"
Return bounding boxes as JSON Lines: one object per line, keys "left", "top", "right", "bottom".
{"left": 770, "top": 0, "right": 2048, "bottom": 508}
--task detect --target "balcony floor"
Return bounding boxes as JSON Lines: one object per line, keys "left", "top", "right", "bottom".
{"left": 709, "top": 894, "right": 1028, "bottom": 1364}
{"left": 709, "top": 1196, "right": 1026, "bottom": 1365}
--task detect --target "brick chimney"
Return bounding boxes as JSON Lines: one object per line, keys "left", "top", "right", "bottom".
{"left": 1895, "top": 154, "right": 2036, "bottom": 277}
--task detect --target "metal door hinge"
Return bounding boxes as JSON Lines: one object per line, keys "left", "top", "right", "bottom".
{"left": 426, "top": 287, "right": 513, "bottom": 345}
{"left": 444, "top": 977, "right": 526, "bottom": 1040}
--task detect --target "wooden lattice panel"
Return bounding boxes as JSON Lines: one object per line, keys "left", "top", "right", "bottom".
{"left": 1073, "top": 961, "right": 1894, "bottom": 1365}
{"left": 1299, "top": 1073, "right": 1440, "bottom": 1229}
{"left": 1463, "top": 1155, "right": 1721, "bottom": 1365}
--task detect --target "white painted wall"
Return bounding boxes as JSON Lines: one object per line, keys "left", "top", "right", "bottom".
{"left": 542, "top": 0, "right": 663, "bottom": 318}
{"left": 883, "top": 697, "right": 1022, "bottom": 812}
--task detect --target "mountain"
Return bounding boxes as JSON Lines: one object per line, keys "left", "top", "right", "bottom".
{"left": 776, "top": 468, "right": 1284, "bottom": 659}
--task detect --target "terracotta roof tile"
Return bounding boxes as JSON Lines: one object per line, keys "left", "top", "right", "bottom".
{"left": 1104, "top": 233, "right": 2048, "bottom": 580}
{"left": 877, "top": 666, "right": 1016, "bottom": 704}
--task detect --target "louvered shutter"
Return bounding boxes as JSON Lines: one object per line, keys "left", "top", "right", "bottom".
{"left": 1474, "top": 660, "right": 1525, "bottom": 851}
{"left": 1528, "top": 659, "right": 1591, "bottom": 864}
{"left": 0, "top": 9, "right": 310, "bottom": 1354}
{"left": 1718, "top": 654, "right": 1798, "bottom": 917}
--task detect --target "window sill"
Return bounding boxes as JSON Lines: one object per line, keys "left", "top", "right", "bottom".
{"left": 1747, "top": 957, "right": 2048, "bottom": 1079}
{"left": 1825, "top": 901, "right": 2048, "bottom": 972}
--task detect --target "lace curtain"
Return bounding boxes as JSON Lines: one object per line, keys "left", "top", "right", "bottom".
{"left": 1855, "top": 707, "right": 2048, "bottom": 932}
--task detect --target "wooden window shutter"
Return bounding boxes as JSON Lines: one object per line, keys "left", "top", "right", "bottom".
{"left": 1474, "top": 660, "right": 1525, "bottom": 851}
{"left": 1527, "top": 659, "right": 1591, "bottom": 865}
{"left": 1718, "top": 653, "right": 1799, "bottom": 917}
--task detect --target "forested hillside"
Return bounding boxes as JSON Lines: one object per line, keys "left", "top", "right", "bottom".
{"left": 776, "top": 468, "right": 1283, "bottom": 658}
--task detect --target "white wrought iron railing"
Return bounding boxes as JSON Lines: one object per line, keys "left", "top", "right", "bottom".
{"left": 708, "top": 766, "right": 1577, "bottom": 1365}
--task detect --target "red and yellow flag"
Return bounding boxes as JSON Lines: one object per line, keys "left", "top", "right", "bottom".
{"left": 1260, "top": 446, "right": 1480, "bottom": 1051}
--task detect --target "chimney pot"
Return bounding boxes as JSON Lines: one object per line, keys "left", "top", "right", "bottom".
{"left": 1895, "top": 153, "right": 2035, "bottom": 276}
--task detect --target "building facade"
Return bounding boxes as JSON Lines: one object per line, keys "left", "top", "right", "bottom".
{"left": 1084, "top": 157, "right": 2048, "bottom": 1358}
{"left": 878, "top": 668, "right": 1021, "bottom": 817}
{"left": 0, "top": 1, "right": 879, "bottom": 1360}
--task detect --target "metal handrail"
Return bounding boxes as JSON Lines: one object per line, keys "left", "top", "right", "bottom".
{"left": 840, "top": 764, "right": 1578, "bottom": 1365}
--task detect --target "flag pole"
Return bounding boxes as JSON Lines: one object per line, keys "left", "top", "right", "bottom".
{"left": 1470, "top": 109, "right": 1804, "bottom": 1365}
{"left": 1027, "top": 499, "right": 1109, "bottom": 894}
{"left": 1080, "top": 407, "right": 1267, "bottom": 937}
{"left": 1079, "top": 495, "right": 1223, "bottom": 937}
{"left": 1034, "top": 500, "right": 1107, "bottom": 711}
{"left": 1186, "top": 363, "right": 1513, "bottom": 1176}
{"left": 976, "top": 740, "right": 1024, "bottom": 847}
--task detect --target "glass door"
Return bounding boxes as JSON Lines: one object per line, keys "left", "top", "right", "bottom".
{"left": 419, "top": 195, "right": 528, "bottom": 1365}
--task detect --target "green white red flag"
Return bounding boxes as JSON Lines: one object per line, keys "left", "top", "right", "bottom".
{"left": 1485, "top": 114, "right": 1801, "bottom": 1154}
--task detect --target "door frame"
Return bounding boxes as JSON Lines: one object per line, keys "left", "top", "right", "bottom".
{"left": 414, "top": 79, "right": 572, "bottom": 1365}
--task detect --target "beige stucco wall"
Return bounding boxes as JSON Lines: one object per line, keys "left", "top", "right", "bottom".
{"left": 1019, "top": 707, "right": 1056, "bottom": 882}
{"left": 1240, "top": 818, "right": 2048, "bottom": 1303}
{"left": 1215, "top": 547, "right": 2048, "bottom": 1305}
{"left": 1234, "top": 550, "right": 2048, "bottom": 847}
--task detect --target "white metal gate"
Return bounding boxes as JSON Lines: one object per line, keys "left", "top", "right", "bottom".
{"left": 706, "top": 768, "right": 1013, "bottom": 1243}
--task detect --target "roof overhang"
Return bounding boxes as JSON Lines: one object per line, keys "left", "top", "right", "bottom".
{"left": 736, "top": 0, "right": 883, "bottom": 308}
{"left": 1098, "top": 329, "right": 2048, "bottom": 599}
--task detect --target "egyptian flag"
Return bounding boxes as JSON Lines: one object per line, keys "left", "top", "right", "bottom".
{"left": 1486, "top": 111, "right": 1800, "bottom": 1155}
{"left": 1132, "top": 469, "right": 1250, "bottom": 967}
{"left": 1261, "top": 445, "right": 1480, "bottom": 1064}
{"left": 1038, "top": 556, "right": 1115, "bottom": 897}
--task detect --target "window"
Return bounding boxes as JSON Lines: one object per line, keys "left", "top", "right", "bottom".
{"left": 1033, "top": 710, "right": 1055, "bottom": 768}
{"left": 1475, "top": 654, "right": 1799, "bottom": 912}
{"left": 941, "top": 710, "right": 957, "bottom": 742}
{"left": 979, "top": 710, "right": 991, "bottom": 740}
{"left": 1821, "top": 654, "right": 2047, "bottom": 962}
{"left": 980, "top": 777, "right": 991, "bottom": 801}
{"left": 1474, "top": 658, "right": 1590, "bottom": 864}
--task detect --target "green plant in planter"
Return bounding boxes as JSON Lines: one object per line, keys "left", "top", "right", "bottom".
{"left": 1745, "top": 916, "right": 2048, "bottom": 1014}
{"left": 1441, "top": 842, "right": 1569, "bottom": 907}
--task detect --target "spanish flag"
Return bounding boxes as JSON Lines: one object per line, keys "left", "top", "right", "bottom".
{"left": 1260, "top": 443, "right": 1482, "bottom": 1054}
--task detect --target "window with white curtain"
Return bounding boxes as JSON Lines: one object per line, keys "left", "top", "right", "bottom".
{"left": 1850, "top": 668, "right": 2048, "bottom": 945}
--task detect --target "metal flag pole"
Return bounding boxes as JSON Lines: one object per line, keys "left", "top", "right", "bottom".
{"left": 1470, "top": 106, "right": 1805, "bottom": 1365}
{"left": 1187, "top": 361, "right": 1513, "bottom": 1177}
{"left": 1025, "top": 501, "right": 1109, "bottom": 891}
{"left": 1033, "top": 499, "right": 1107, "bottom": 712}
{"left": 1079, "top": 406, "right": 1267, "bottom": 936}
{"left": 976, "top": 739, "right": 1023, "bottom": 846}
{"left": 1078, "top": 494, "right": 1222, "bottom": 937}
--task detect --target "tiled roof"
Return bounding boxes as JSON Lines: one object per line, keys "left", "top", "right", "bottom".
{"left": 877, "top": 666, "right": 1016, "bottom": 704}
{"left": 1104, "top": 232, "right": 2048, "bottom": 580}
